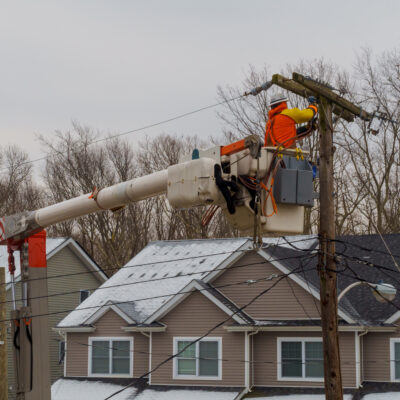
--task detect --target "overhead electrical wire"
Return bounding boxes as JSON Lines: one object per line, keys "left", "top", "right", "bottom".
{"left": 0, "top": 94, "right": 244, "bottom": 173}
{"left": 0, "top": 258, "right": 316, "bottom": 324}
{"left": 0, "top": 236, "right": 318, "bottom": 287}
{"left": 0, "top": 251, "right": 316, "bottom": 306}
{"left": 103, "top": 267, "right": 299, "bottom": 400}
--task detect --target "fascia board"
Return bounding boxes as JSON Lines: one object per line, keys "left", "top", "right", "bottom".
{"left": 121, "top": 326, "right": 167, "bottom": 333}
{"left": 84, "top": 302, "right": 135, "bottom": 325}
{"left": 53, "top": 326, "right": 96, "bottom": 333}
{"left": 62, "top": 239, "right": 108, "bottom": 282}
{"left": 385, "top": 311, "right": 400, "bottom": 324}
{"left": 257, "top": 248, "right": 356, "bottom": 324}
{"left": 224, "top": 325, "right": 397, "bottom": 333}
{"left": 145, "top": 279, "right": 246, "bottom": 325}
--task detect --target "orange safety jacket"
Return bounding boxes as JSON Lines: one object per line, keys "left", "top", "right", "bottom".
{"left": 264, "top": 102, "right": 318, "bottom": 148}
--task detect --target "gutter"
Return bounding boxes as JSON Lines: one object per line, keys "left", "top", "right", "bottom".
{"left": 121, "top": 325, "right": 166, "bottom": 333}
{"left": 53, "top": 326, "right": 96, "bottom": 334}
{"left": 224, "top": 325, "right": 396, "bottom": 333}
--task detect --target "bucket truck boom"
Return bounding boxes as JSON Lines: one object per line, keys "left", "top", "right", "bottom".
{"left": 2, "top": 136, "right": 315, "bottom": 399}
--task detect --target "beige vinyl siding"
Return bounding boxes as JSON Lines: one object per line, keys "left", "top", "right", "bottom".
{"left": 6, "top": 243, "right": 105, "bottom": 399}
{"left": 66, "top": 310, "right": 148, "bottom": 378}
{"left": 47, "top": 246, "right": 104, "bottom": 383}
{"left": 213, "top": 252, "right": 320, "bottom": 320}
{"left": 253, "top": 331, "right": 357, "bottom": 388}
{"left": 151, "top": 290, "right": 245, "bottom": 387}
{"left": 363, "top": 330, "right": 398, "bottom": 382}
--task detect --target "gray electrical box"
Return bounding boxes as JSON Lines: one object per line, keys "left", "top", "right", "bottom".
{"left": 273, "top": 156, "right": 314, "bottom": 207}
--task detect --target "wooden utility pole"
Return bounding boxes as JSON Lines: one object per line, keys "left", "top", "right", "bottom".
{"left": 0, "top": 267, "right": 8, "bottom": 400}
{"left": 272, "top": 72, "right": 371, "bottom": 400}
{"left": 317, "top": 98, "right": 343, "bottom": 399}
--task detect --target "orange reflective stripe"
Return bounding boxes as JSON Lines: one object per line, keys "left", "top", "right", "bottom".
{"left": 220, "top": 139, "right": 246, "bottom": 156}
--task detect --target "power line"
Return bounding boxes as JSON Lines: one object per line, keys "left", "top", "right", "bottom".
{"left": 1, "top": 251, "right": 315, "bottom": 306}
{"left": 103, "top": 268, "right": 298, "bottom": 400}
{"left": 1, "top": 236, "right": 318, "bottom": 286}
{"left": 0, "top": 262, "right": 313, "bottom": 324}
{"left": 333, "top": 238, "right": 400, "bottom": 259}
{"left": 0, "top": 95, "right": 243, "bottom": 173}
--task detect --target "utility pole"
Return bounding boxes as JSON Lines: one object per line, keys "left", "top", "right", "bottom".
{"left": 317, "top": 97, "right": 343, "bottom": 399}
{"left": 272, "top": 72, "right": 371, "bottom": 400}
{"left": 0, "top": 267, "right": 7, "bottom": 400}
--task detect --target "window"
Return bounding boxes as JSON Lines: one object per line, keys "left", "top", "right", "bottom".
{"left": 174, "top": 337, "right": 222, "bottom": 379}
{"left": 59, "top": 341, "right": 65, "bottom": 364}
{"left": 89, "top": 337, "right": 133, "bottom": 377}
{"left": 390, "top": 338, "right": 400, "bottom": 381}
{"left": 278, "top": 338, "right": 323, "bottom": 381}
{"left": 80, "top": 290, "right": 90, "bottom": 303}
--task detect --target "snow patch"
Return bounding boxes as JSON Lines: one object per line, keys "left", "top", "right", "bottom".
{"left": 263, "top": 235, "right": 318, "bottom": 251}
{"left": 51, "top": 379, "right": 137, "bottom": 400}
{"left": 58, "top": 238, "right": 250, "bottom": 327}
{"left": 249, "top": 396, "right": 352, "bottom": 400}
{"left": 363, "top": 393, "right": 400, "bottom": 399}
{"left": 135, "top": 389, "right": 238, "bottom": 400}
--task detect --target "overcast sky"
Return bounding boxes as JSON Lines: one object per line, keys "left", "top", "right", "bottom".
{"left": 1, "top": 0, "right": 399, "bottom": 173}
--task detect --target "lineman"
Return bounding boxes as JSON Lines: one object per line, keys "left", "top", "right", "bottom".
{"left": 264, "top": 93, "right": 318, "bottom": 148}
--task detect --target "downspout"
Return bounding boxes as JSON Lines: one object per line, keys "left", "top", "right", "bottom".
{"left": 357, "top": 329, "right": 369, "bottom": 388}
{"left": 140, "top": 332, "right": 152, "bottom": 385}
{"left": 246, "top": 330, "right": 259, "bottom": 392}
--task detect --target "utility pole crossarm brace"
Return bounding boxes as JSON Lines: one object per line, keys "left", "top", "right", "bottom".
{"left": 271, "top": 74, "right": 355, "bottom": 122}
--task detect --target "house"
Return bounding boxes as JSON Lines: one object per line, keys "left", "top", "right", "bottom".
{"left": 54, "top": 235, "right": 400, "bottom": 399}
{"left": 3, "top": 237, "right": 108, "bottom": 400}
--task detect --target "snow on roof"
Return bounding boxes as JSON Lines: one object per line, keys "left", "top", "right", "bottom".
{"left": 58, "top": 238, "right": 250, "bottom": 327}
{"left": 263, "top": 235, "right": 318, "bottom": 251}
{"left": 363, "top": 394, "right": 400, "bottom": 399}
{"left": 250, "top": 396, "right": 353, "bottom": 400}
{"left": 1, "top": 237, "right": 68, "bottom": 285}
{"left": 135, "top": 388, "right": 239, "bottom": 400}
{"left": 51, "top": 379, "right": 137, "bottom": 400}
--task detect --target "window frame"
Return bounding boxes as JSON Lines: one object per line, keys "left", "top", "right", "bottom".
{"left": 173, "top": 337, "right": 222, "bottom": 380}
{"left": 88, "top": 336, "right": 133, "bottom": 378}
{"left": 80, "top": 289, "right": 91, "bottom": 303}
{"left": 390, "top": 338, "right": 400, "bottom": 381}
{"left": 59, "top": 340, "right": 65, "bottom": 364}
{"left": 277, "top": 337, "right": 324, "bottom": 382}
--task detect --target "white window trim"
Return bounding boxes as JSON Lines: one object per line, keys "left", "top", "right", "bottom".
{"left": 277, "top": 337, "right": 324, "bottom": 382}
{"left": 88, "top": 336, "right": 133, "bottom": 378}
{"left": 173, "top": 337, "right": 222, "bottom": 380}
{"left": 390, "top": 338, "right": 400, "bottom": 381}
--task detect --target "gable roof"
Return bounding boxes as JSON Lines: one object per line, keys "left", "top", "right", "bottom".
{"left": 2, "top": 237, "right": 107, "bottom": 289}
{"left": 257, "top": 247, "right": 356, "bottom": 324}
{"left": 58, "top": 238, "right": 252, "bottom": 328}
{"left": 146, "top": 279, "right": 253, "bottom": 325}
{"left": 58, "top": 234, "right": 400, "bottom": 330}
{"left": 266, "top": 234, "right": 400, "bottom": 326}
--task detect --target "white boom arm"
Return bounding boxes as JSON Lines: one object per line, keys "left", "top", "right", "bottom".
{"left": 0, "top": 140, "right": 311, "bottom": 245}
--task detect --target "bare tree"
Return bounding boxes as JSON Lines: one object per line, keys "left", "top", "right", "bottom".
{"left": 0, "top": 145, "right": 43, "bottom": 216}
{"left": 136, "top": 134, "right": 238, "bottom": 240}
{"left": 337, "top": 48, "right": 400, "bottom": 234}
{"left": 40, "top": 123, "right": 152, "bottom": 273}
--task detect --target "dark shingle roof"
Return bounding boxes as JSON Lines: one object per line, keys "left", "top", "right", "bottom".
{"left": 264, "top": 234, "right": 400, "bottom": 325}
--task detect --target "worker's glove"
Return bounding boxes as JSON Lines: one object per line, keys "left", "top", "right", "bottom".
{"left": 308, "top": 96, "right": 317, "bottom": 104}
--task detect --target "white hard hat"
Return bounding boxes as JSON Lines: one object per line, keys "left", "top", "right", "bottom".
{"left": 269, "top": 92, "right": 288, "bottom": 107}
